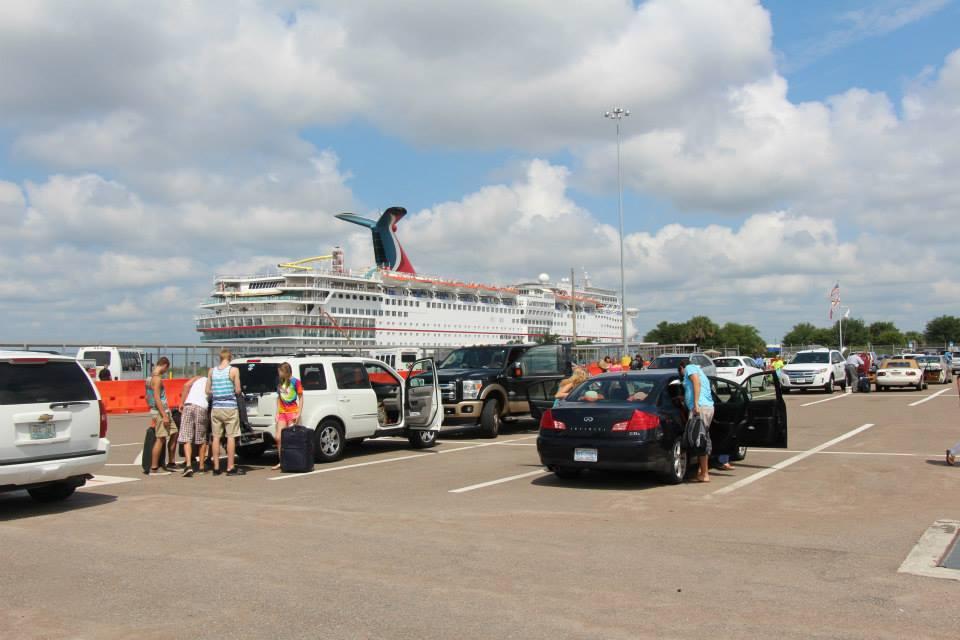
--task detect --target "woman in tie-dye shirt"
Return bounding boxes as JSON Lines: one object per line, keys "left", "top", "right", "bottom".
{"left": 273, "top": 362, "right": 303, "bottom": 470}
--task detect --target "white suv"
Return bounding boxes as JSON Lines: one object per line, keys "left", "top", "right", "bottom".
{"left": 0, "top": 351, "right": 110, "bottom": 502}
{"left": 779, "top": 348, "right": 847, "bottom": 394}
{"left": 232, "top": 355, "right": 442, "bottom": 462}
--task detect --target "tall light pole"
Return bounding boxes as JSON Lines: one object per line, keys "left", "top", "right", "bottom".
{"left": 604, "top": 107, "right": 630, "bottom": 356}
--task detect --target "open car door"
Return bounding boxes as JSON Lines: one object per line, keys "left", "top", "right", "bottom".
{"left": 734, "top": 371, "right": 787, "bottom": 448}
{"left": 513, "top": 344, "right": 573, "bottom": 420}
{"left": 404, "top": 358, "right": 442, "bottom": 431}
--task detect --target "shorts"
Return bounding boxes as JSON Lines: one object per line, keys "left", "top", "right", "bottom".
{"left": 696, "top": 405, "right": 714, "bottom": 456}
{"left": 211, "top": 408, "right": 241, "bottom": 438}
{"left": 178, "top": 404, "right": 210, "bottom": 445}
{"left": 151, "top": 409, "right": 178, "bottom": 439}
{"left": 276, "top": 413, "right": 298, "bottom": 429}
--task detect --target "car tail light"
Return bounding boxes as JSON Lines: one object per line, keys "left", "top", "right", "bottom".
{"left": 736, "top": 367, "right": 744, "bottom": 377}
{"left": 876, "top": 372, "right": 886, "bottom": 377}
{"left": 539, "top": 409, "right": 566, "bottom": 431}
{"left": 905, "top": 371, "right": 916, "bottom": 376}
{"left": 98, "top": 400, "right": 109, "bottom": 438}
{"left": 611, "top": 410, "right": 660, "bottom": 432}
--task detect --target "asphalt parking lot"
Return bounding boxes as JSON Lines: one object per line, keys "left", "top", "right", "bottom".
{"left": 3, "top": 387, "right": 960, "bottom": 639}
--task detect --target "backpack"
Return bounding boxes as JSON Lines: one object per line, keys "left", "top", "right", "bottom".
{"left": 684, "top": 414, "right": 710, "bottom": 455}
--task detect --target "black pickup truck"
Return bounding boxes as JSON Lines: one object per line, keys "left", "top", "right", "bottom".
{"left": 436, "top": 343, "right": 573, "bottom": 437}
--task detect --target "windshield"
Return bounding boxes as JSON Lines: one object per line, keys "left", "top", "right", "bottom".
{"left": 237, "top": 362, "right": 280, "bottom": 394}
{"left": 439, "top": 347, "right": 510, "bottom": 369}
{"left": 566, "top": 376, "right": 658, "bottom": 403}
{"left": 884, "top": 361, "right": 916, "bottom": 369}
{"left": 791, "top": 352, "right": 829, "bottom": 364}
{"left": 713, "top": 358, "right": 743, "bottom": 368}
{"left": 915, "top": 356, "right": 938, "bottom": 364}
{"left": 84, "top": 350, "right": 111, "bottom": 367}
{"left": 648, "top": 356, "right": 686, "bottom": 370}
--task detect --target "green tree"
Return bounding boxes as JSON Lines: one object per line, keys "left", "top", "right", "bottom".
{"left": 904, "top": 331, "right": 924, "bottom": 347}
{"left": 831, "top": 317, "right": 869, "bottom": 347}
{"left": 782, "top": 322, "right": 822, "bottom": 346}
{"left": 644, "top": 321, "right": 687, "bottom": 344}
{"left": 924, "top": 315, "right": 960, "bottom": 345}
{"left": 868, "top": 321, "right": 900, "bottom": 343}
{"left": 712, "top": 322, "right": 766, "bottom": 355}
{"left": 873, "top": 329, "right": 904, "bottom": 346}
{"left": 682, "top": 315, "right": 719, "bottom": 344}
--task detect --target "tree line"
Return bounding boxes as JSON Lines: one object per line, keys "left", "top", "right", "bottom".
{"left": 643, "top": 316, "right": 767, "bottom": 355}
{"left": 642, "top": 315, "right": 960, "bottom": 352}
{"left": 782, "top": 315, "right": 960, "bottom": 348}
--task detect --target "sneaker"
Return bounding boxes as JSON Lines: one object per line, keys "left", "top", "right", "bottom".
{"left": 182, "top": 467, "right": 194, "bottom": 478}
{"left": 212, "top": 469, "right": 222, "bottom": 476}
{"left": 225, "top": 467, "right": 246, "bottom": 476}
{"left": 150, "top": 468, "right": 170, "bottom": 476}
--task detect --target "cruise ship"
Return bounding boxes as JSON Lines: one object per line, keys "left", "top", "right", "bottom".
{"left": 195, "top": 207, "right": 635, "bottom": 351}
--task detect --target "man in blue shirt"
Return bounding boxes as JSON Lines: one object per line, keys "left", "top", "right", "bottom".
{"left": 679, "top": 358, "right": 715, "bottom": 482}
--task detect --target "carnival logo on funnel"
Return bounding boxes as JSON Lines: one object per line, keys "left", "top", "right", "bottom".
{"left": 336, "top": 207, "right": 416, "bottom": 274}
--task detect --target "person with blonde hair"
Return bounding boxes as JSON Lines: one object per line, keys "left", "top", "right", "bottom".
{"left": 272, "top": 362, "right": 303, "bottom": 470}
{"left": 205, "top": 349, "right": 244, "bottom": 476}
{"left": 554, "top": 366, "right": 589, "bottom": 406}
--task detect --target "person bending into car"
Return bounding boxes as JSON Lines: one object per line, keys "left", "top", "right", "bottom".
{"left": 272, "top": 362, "right": 303, "bottom": 470}
{"left": 205, "top": 349, "right": 245, "bottom": 476}
{"left": 147, "top": 356, "right": 178, "bottom": 474}
{"left": 679, "top": 358, "right": 715, "bottom": 483}
{"left": 178, "top": 374, "right": 210, "bottom": 477}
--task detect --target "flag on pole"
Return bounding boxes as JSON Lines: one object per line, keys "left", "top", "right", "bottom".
{"left": 829, "top": 282, "right": 840, "bottom": 319}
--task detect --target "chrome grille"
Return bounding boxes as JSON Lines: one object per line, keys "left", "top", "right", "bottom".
{"left": 439, "top": 382, "right": 457, "bottom": 402}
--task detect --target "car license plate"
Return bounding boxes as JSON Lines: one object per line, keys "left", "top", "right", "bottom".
{"left": 29, "top": 423, "right": 56, "bottom": 440}
{"left": 574, "top": 448, "right": 597, "bottom": 463}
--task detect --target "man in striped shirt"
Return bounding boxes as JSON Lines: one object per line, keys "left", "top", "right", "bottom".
{"left": 205, "top": 349, "right": 245, "bottom": 476}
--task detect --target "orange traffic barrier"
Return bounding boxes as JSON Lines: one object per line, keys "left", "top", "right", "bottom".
{"left": 96, "top": 378, "right": 189, "bottom": 414}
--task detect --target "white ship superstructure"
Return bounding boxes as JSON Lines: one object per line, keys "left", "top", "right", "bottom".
{"left": 195, "top": 208, "right": 630, "bottom": 350}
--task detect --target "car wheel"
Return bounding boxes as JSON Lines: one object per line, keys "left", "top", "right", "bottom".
{"left": 553, "top": 466, "right": 583, "bottom": 480}
{"left": 661, "top": 438, "right": 687, "bottom": 485}
{"left": 314, "top": 419, "right": 345, "bottom": 462}
{"left": 479, "top": 399, "right": 502, "bottom": 438}
{"left": 731, "top": 445, "right": 748, "bottom": 462}
{"left": 824, "top": 376, "right": 834, "bottom": 394}
{"left": 408, "top": 429, "right": 438, "bottom": 449}
{"left": 237, "top": 443, "right": 267, "bottom": 462}
{"left": 27, "top": 482, "right": 77, "bottom": 503}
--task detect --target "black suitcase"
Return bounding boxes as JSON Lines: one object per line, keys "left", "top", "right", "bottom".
{"left": 141, "top": 426, "right": 166, "bottom": 473}
{"left": 280, "top": 425, "right": 315, "bottom": 473}
{"left": 857, "top": 376, "right": 871, "bottom": 393}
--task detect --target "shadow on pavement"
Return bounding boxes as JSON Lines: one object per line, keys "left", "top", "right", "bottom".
{"left": 531, "top": 469, "right": 676, "bottom": 492}
{"left": 0, "top": 491, "right": 117, "bottom": 521}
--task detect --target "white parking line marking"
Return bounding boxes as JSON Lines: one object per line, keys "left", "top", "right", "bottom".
{"left": 800, "top": 394, "right": 851, "bottom": 407}
{"left": 712, "top": 423, "right": 875, "bottom": 496}
{"left": 81, "top": 475, "right": 140, "bottom": 489}
{"left": 449, "top": 469, "right": 549, "bottom": 494}
{"left": 909, "top": 387, "right": 952, "bottom": 407}
{"left": 269, "top": 436, "right": 537, "bottom": 481}
{"left": 500, "top": 442, "right": 537, "bottom": 446}
{"left": 752, "top": 449, "right": 932, "bottom": 457}
{"left": 132, "top": 450, "right": 144, "bottom": 464}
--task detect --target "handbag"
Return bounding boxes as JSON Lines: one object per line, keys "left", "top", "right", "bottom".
{"left": 684, "top": 414, "right": 709, "bottom": 455}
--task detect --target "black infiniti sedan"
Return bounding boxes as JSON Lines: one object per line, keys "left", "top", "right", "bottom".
{"left": 536, "top": 370, "right": 787, "bottom": 484}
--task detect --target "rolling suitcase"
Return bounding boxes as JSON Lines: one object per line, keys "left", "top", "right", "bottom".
{"left": 141, "top": 425, "right": 166, "bottom": 473}
{"left": 280, "top": 425, "right": 315, "bottom": 473}
{"left": 857, "top": 376, "right": 871, "bottom": 393}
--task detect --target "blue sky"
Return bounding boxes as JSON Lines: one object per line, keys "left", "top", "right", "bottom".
{"left": 0, "top": 0, "right": 959, "bottom": 344}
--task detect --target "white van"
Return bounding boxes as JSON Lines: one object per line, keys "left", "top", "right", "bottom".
{"left": 367, "top": 348, "right": 422, "bottom": 370}
{"left": 76, "top": 347, "right": 145, "bottom": 381}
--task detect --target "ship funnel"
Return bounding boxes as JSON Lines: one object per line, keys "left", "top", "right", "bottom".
{"left": 332, "top": 246, "right": 345, "bottom": 273}
{"left": 335, "top": 207, "right": 416, "bottom": 274}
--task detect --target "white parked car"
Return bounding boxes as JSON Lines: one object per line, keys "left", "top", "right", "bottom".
{"left": 712, "top": 356, "right": 764, "bottom": 387}
{"left": 875, "top": 358, "right": 925, "bottom": 391}
{"left": 779, "top": 348, "right": 847, "bottom": 394}
{"left": 0, "top": 351, "right": 110, "bottom": 502}
{"left": 232, "top": 355, "right": 442, "bottom": 462}
{"left": 914, "top": 354, "right": 951, "bottom": 384}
